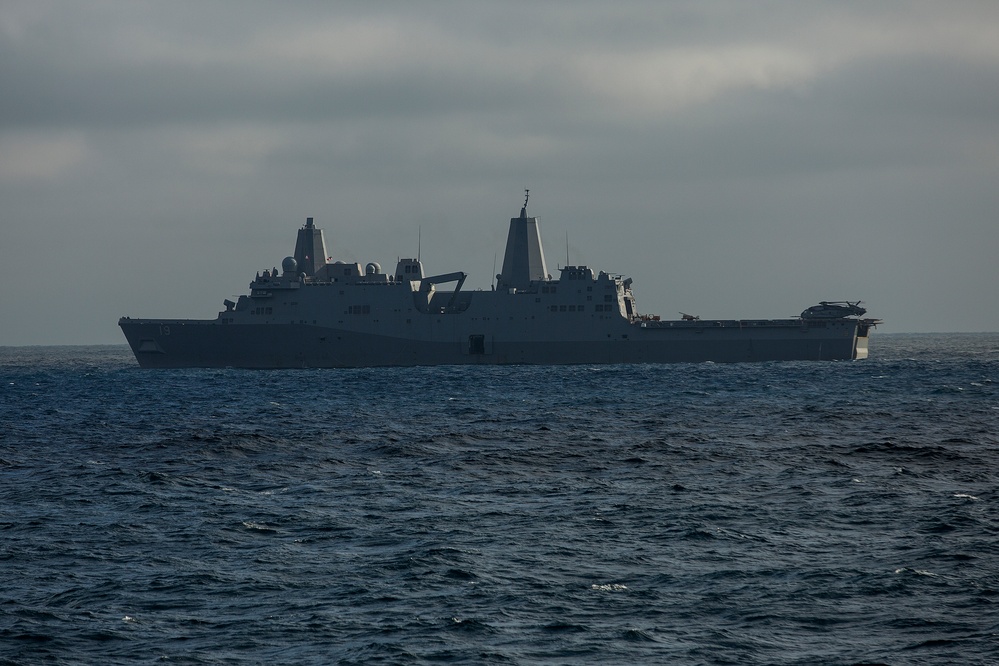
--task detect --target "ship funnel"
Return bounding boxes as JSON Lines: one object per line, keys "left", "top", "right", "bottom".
{"left": 293, "top": 216, "right": 329, "bottom": 277}
{"left": 497, "top": 192, "right": 548, "bottom": 290}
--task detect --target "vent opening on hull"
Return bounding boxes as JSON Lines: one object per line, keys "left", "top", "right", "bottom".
{"left": 137, "top": 339, "right": 164, "bottom": 354}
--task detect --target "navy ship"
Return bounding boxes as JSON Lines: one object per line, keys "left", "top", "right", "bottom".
{"left": 120, "top": 193, "right": 880, "bottom": 368}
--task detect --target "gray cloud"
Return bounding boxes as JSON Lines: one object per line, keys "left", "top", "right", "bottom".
{"left": 2, "top": 1, "right": 998, "bottom": 344}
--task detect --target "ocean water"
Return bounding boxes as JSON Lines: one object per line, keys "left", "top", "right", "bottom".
{"left": 1, "top": 334, "right": 997, "bottom": 665}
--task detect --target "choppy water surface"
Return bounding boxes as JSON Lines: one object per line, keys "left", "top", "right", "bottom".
{"left": 2, "top": 334, "right": 998, "bottom": 665}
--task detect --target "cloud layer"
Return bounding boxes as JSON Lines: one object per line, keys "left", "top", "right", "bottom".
{"left": 2, "top": 1, "right": 998, "bottom": 343}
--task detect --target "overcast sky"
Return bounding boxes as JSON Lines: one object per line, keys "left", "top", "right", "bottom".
{"left": 2, "top": 1, "right": 998, "bottom": 345}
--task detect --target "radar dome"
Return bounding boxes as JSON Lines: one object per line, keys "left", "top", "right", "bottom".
{"left": 366, "top": 262, "right": 382, "bottom": 275}
{"left": 282, "top": 256, "right": 297, "bottom": 274}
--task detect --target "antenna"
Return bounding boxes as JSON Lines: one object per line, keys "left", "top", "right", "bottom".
{"left": 492, "top": 252, "right": 497, "bottom": 290}
{"left": 418, "top": 226, "right": 422, "bottom": 263}
{"left": 565, "top": 231, "right": 569, "bottom": 267}
{"left": 524, "top": 188, "right": 530, "bottom": 209}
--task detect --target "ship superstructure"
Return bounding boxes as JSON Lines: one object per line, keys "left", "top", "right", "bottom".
{"left": 120, "top": 194, "right": 879, "bottom": 368}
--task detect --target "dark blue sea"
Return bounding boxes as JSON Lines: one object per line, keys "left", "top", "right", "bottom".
{"left": 2, "top": 334, "right": 998, "bottom": 665}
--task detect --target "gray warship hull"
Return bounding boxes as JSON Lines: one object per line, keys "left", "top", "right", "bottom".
{"left": 120, "top": 197, "right": 878, "bottom": 368}
{"left": 119, "top": 315, "right": 872, "bottom": 368}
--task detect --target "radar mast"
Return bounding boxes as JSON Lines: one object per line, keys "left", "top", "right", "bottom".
{"left": 499, "top": 189, "right": 548, "bottom": 290}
